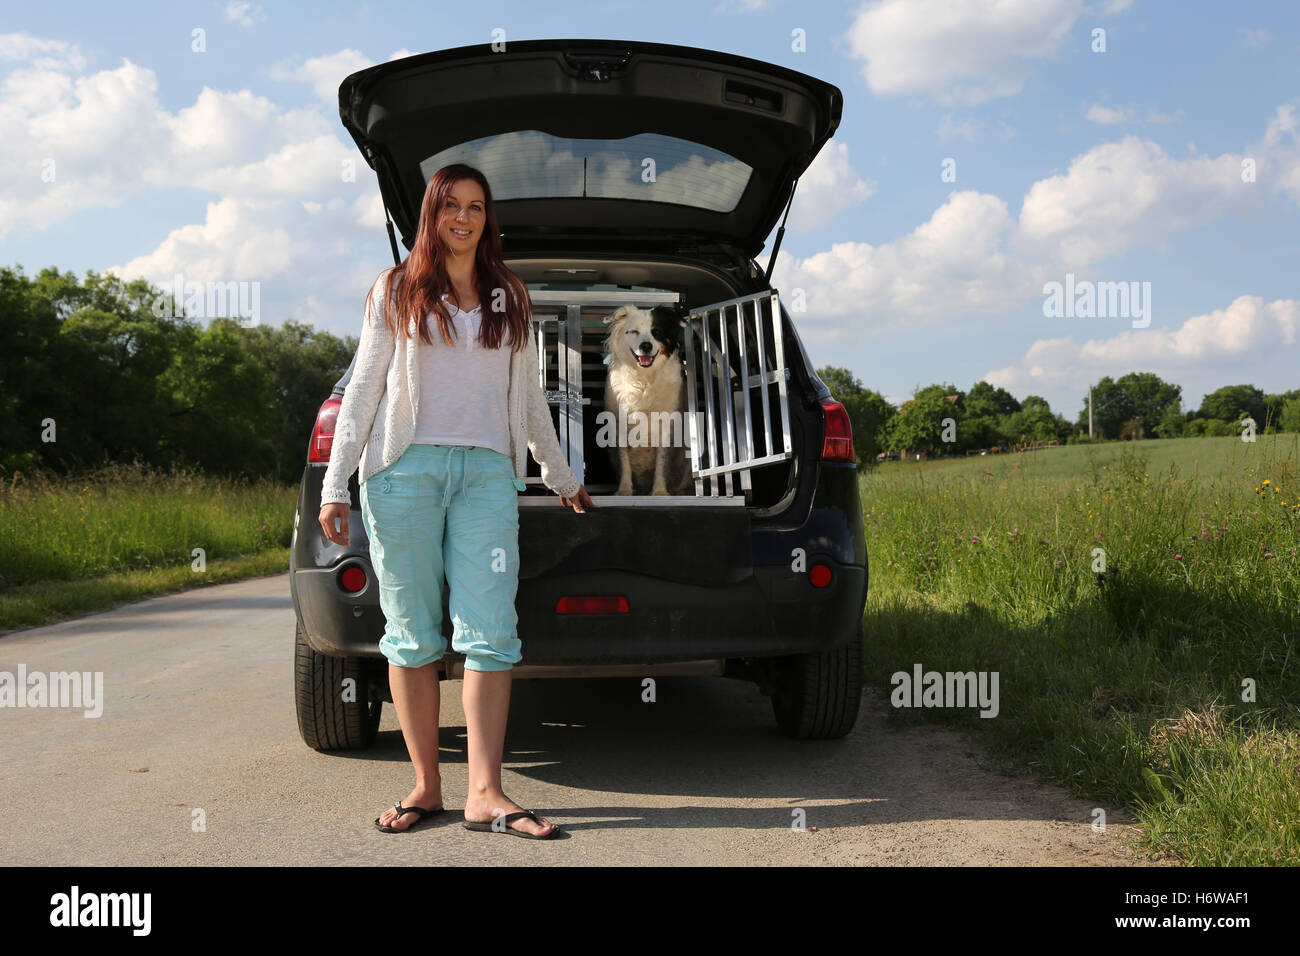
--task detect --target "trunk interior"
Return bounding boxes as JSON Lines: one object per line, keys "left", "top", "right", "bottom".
{"left": 517, "top": 272, "right": 804, "bottom": 512}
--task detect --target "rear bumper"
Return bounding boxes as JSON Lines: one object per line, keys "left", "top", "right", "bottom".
{"left": 294, "top": 558, "right": 864, "bottom": 665}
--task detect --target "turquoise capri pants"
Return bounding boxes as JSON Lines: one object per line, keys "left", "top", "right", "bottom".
{"left": 359, "top": 442, "right": 527, "bottom": 672}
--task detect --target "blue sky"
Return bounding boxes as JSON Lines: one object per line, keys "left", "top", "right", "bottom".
{"left": 3, "top": 0, "right": 1298, "bottom": 421}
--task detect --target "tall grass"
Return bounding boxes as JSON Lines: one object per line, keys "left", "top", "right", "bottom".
{"left": 863, "top": 435, "right": 1300, "bottom": 865}
{"left": 0, "top": 459, "right": 296, "bottom": 630}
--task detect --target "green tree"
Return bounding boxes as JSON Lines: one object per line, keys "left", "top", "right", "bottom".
{"left": 883, "top": 385, "right": 961, "bottom": 457}
{"left": 1154, "top": 404, "right": 1186, "bottom": 439}
{"left": 1003, "top": 395, "right": 1069, "bottom": 444}
{"left": 158, "top": 317, "right": 279, "bottom": 478}
{"left": 1280, "top": 396, "right": 1300, "bottom": 433}
{"left": 965, "top": 381, "right": 1021, "bottom": 419}
{"left": 1263, "top": 389, "right": 1300, "bottom": 430}
{"left": 964, "top": 380, "right": 1020, "bottom": 448}
{"left": 1078, "top": 372, "right": 1182, "bottom": 438}
{"left": 247, "top": 321, "right": 356, "bottom": 483}
{"left": 1198, "top": 384, "right": 1265, "bottom": 429}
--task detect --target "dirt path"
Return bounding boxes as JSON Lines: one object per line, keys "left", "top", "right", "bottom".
{"left": 0, "top": 573, "right": 1157, "bottom": 865}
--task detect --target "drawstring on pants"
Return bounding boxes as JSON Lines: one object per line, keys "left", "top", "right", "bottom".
{"left": 442, "top": 444, "right": 473, "bottom": 509}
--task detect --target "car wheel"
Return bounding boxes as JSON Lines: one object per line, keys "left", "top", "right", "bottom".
{"left": 771, "top": 625, "right": 863, "bottom": 739}
{"left": 294, "top": 620, "right": 382, "bottom": 751}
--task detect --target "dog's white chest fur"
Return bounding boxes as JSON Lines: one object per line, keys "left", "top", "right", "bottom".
{"left": 608, "top": 362, "right": 684, "bottom": 412}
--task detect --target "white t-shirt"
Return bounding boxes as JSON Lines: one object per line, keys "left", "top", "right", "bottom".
{"left": 411, "top": 294, "right": 512, "bottom": 456}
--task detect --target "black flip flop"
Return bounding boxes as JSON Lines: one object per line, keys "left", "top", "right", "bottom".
{"left": 374, "top": 801, "right": 446, "bottom": 833}
{"left": 462, "top": 809, "right": 561, "bottom": 839}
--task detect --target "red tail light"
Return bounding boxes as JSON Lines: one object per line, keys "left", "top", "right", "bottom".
{"left": 555, "top": 595, "right": 630, "bottom": 614}
{"left": 820, "top": 398, "right": 855, "bottom": 462}
{"left": 308, "top": 395, "right": 342, "bottom": 463}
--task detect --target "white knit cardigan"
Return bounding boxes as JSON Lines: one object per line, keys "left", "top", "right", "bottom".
{"left": 320, "top": 267, "right": 582, "bottom": 506}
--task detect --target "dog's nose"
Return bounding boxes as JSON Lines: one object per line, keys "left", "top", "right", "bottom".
{"left": 638, "top": 342, "right": 653, "bottom": 353}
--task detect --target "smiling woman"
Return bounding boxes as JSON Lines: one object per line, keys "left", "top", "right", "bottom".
{"left": 317, "top": 162, "right": 593, "bottom": 840}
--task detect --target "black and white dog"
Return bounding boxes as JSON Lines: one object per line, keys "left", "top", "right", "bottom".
{"left": 602, "top": 305, "right": 694, "bottom": 496}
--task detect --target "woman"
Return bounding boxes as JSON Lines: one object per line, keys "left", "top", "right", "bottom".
{"left": 318, "top": 163, "right": 595, "bottom": 839}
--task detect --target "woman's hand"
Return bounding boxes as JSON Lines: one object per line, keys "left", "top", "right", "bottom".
{"left": 319, "top": 502, "right": 351, "bottom": 545}
{"left": 559, "top": 485, "right": 595, "bottom": 513}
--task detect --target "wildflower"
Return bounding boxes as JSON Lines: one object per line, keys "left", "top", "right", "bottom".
{"left": 1174, "top": 554, "right": 1183, "bottom": 560}
{"left": 971, "top": 535, "right": 981, "bottom": 545}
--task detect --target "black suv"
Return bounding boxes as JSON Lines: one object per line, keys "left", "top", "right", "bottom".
{"left": 290, "top": 39, "right": 867, "bottom": 749}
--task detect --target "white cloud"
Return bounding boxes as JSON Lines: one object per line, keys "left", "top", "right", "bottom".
{"left": 765, "top": 106, "right": 1297, "bottom": 335}
{"left": 1085, "top": 104, "right": 1135, "bottom": 125}
{"left": 1017, "top": 135, "right": 1246, "bottom": 266}
{"left": 1263, "top": 105, "right": 1300, "bottom": 201}
{"left": 269, "top": 49, "right": 373, "bottom": 103}
{"left": 224, "top": 2, "right": 266, "bottom": 27}
{"left": 769, "top": 190, "right": 1032, "bottom": 322}
{"left": 166, "top": 86, "right": 327, "bottom": 166}
{"left": 0, "top": 51, "right": 351, "bottom": 236}
{"left": 104, "top": 192, "right": 390, "bottom": 328}
{"left": 0, "top": 32, "right": 85, "bottom": 70}
{"left": 1264, "top": 103, "right": 1297, "bottom": 146}
{"left": 0, "top": 58, "right": 169, "bottom": 231}
{"left": 188, "top": 133, "right": 357, "bottom": 197}
{"left": 1240, "top": 27, "right": 1269, "bottom": 46}
{"left": 846, "top": 0, "right": 1094, "bottom": 105}
{"left": 1098, "top": 0, "right": 1134, "bottom": 14}
{"left": 787, "top": 141, "right": 876, "bottom": 232}
{"left": 986, "top": 296, "right": 1300, "bottom": 394}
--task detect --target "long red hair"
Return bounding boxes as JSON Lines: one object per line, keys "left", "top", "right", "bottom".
{"left": 368, "top": 163, "right": 531, "bottom": 352}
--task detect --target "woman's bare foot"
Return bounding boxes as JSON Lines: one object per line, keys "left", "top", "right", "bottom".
{"left": 375, "top": 778, "right": 443, "bottom": 831}
{"left": 463, "top": 791, "right": 556, "bottom": 837}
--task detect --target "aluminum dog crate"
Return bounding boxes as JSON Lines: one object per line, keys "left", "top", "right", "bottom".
{"left": 523, "top": 287, "right": 793, "bottom": 507}
{"left": 682, "top": 290, "right": 794, "bottom": 499}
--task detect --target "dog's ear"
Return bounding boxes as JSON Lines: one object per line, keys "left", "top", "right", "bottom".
{"left": 603, "top": 306, "right": 633, "bottom": 326}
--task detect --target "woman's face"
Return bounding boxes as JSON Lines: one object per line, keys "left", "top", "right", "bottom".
{"left": 437, "top": 179, "right": 486, "bottom": 257}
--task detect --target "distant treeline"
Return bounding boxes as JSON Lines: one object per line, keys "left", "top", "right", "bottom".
{"left": 0, "top": 266, "right": 356, "bottom": 485}
{"left": 820, "top": 368, "right": 1300, "bottom": 467}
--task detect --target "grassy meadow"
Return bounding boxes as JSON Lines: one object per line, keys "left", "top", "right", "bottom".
{"left": 862, "top": 434, "right": 1300, "bottom": 865}
{"left": 0, "top": 459, "right": 296, "bottom": 632}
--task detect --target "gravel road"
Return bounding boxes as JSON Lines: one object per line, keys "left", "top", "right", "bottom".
{"left": 0, "top": 573, "right": 1154, "bottom": 866}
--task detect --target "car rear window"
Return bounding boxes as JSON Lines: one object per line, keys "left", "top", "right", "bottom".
{"left": 419, "top": 130, "right": 753, "bottom": 213}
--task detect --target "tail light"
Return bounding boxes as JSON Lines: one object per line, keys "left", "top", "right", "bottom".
{"left": 819, "top": 398, "right": 855, "bottom": 462}
{"left": 555, "top": 595, "right": 630, "bottom": 614}
{"left": 308, "top": 395, "right": 342, "bottom": 463}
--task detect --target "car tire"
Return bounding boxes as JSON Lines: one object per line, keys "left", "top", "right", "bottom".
{"left": 294, "top": 620, "right": 382, "bottom": 751}
{"left": 771, "top": 625, "right": 863, "bottom": 739}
